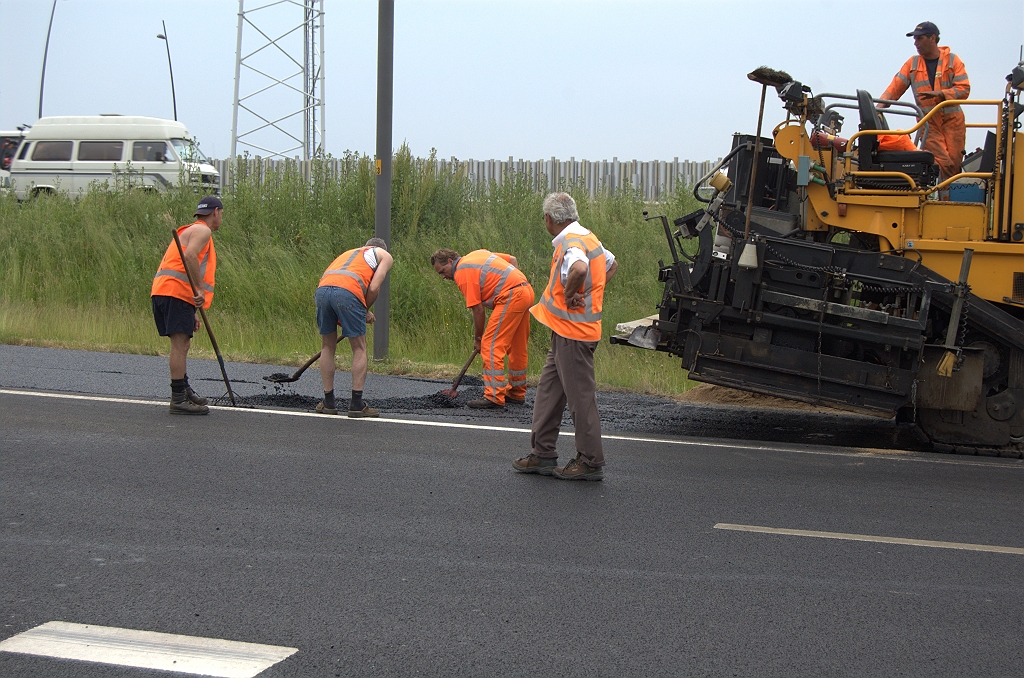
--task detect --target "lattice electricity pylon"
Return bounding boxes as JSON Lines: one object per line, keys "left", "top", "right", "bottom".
{"left": 230, "top": 0, "right": 324, "bottom": 160}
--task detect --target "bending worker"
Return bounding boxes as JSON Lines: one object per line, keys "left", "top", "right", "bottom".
{"left": 513, "top": 192, "right": 617, "bottom": 481}
{"left": 431, "top": 247, "right": 533, "bottom": 408}
{"left": 150, "top": 196, "right": 223, "bottom": 415}
{"left": 879, "top": 21, "right": 970, "bottom": 180}
{"left": 316, "top": 238, "right": 393, "bottom": 417}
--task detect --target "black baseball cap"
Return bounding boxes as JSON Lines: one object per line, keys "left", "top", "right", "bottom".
{"left": 194, "top": 196, "right": 223, "bottom": 216}
{"left": 907, "top": 21, "right": 939, "bottom": 37}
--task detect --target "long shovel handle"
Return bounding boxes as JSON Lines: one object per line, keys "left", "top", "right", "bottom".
{"left": 451, "top": 349, "right": 480, "bottom": 392}
{"left": 293, "top": 350, "right": 323, "bottom": 380}
{"left": 171, "top": 228, "right": 237, "bottom": 406}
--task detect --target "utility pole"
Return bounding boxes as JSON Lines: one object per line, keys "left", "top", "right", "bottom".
{"left": 373, "top": 0, "right": 394, "bottom": 360}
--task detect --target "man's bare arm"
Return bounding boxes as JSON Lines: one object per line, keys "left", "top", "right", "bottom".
{"left": 364, "top": 249, "right": 394, "bottom": 309}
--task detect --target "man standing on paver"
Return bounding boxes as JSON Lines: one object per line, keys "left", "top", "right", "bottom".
{"left": 430, "top": 247, "right": 533, "bottom": 408}
{"left": 316, "top": 238, "right": 393, "bottom": 417}
{"left": 879, "top": 21, "right": 970, "bottom": 180}
{"left": 513, "top": 192, "right": 617, "bottom": 480}
{"left": 151, "top": 196, "right": 223, "bottom": 415}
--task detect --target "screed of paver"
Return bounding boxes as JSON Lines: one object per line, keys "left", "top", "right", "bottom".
{"left": 0, "top": 621, "right": 297, "bottom": 678}
{"left": 714, "top": 523, "right": 1024, "bottom": 555}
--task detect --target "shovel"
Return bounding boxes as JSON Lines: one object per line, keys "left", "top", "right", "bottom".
{"left": 264, "top": 349, "right": 322, "bottom": 384}
{"left": 440, "top": 349, "right": 480, "bottom": 399}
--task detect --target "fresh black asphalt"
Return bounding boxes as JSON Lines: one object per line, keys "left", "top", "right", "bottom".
{"left": 1, "top": 345, "right": 1022, "bottom": 676}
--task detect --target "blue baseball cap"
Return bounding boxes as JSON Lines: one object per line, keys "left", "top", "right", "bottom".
{"left": 194, "top": 196, "right": 223, "bottom": 216}
{"left": 907, "top": 21, "right": 939, "bottom": 37}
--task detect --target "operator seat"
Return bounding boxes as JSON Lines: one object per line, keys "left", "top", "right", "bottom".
{"left": 856, "top": 89, "right": 938, "bottom": 189}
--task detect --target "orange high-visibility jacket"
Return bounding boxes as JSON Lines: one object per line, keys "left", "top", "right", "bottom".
{"left": 881, "top": 46, "right": 970, "bottom": 115}
{"left": 531, "top": 228, "right": 607, "bottom": 342}
{"left": 452, "top": 250, "right": 529, "bottom": 309}
{"left": 877, "top": 134, "right": 917, "bottom": 152}
{"left": 151, "top": 222, "right": 216, "bottom": 308}
{"left": 319, "top": 247, "right": 376, "bottom": 307}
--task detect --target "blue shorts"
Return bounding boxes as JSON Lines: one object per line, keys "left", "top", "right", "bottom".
{"left": 152, "top": 295, "right": 196, "bottom": 337}
{"left": 315, "top": 286, "right": 366, "bottom": 338}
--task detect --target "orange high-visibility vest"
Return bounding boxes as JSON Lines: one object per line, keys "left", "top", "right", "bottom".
{"left": 319, "top": 247, "right": 375, "bottom": 307}
{"left": 881, "top": 46, "right": 969, "bottom": 115}
{"left": 452, "top": 249, "right": 529, "bottom": 309}
{"left": 530, "top": 228, "right": 607, "bottom": 342}
{"left": 151, "top": 222, "right": 216, "bottom": 308}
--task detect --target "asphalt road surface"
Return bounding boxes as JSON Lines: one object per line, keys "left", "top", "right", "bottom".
{"left": 1, "top": 345, "right": 1022, "bottom": 676}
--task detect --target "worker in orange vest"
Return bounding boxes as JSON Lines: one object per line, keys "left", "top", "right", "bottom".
{"left": 151, "top": 196, "right": 223, "bottom": 415}
{"left": 431, "top": 247, "right": 534, "bottom": 408}
{"left": 316, "top": 238, "right": 394, "bottom": 417}
{"left": 513, "top": 192, "right": 617, "bottom": 481}
{"left": 879, "top": 21, "right": 970, "bottom": 180}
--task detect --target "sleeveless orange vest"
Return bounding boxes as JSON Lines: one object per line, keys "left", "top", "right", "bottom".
{"left": 453, "top": 249, "right": 529, "bottom": 309}
{"left": 151, "top": 222, "right": 216, "bottom": 308}
{"left": 319, "top": 247, "right": 376, "bottom": 306}
{"left": 530, "top": 228, "right": 606, "bottom": 342}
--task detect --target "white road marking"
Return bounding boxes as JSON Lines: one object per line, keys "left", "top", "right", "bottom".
{"left": 0, "top": 621, "right": 297, "bottom": 677}
{"left": 714, "top": 523, "right": 1024, "bottom": 555}
{"left": 1, "top": 387, "right": 1022, "bottom": 468}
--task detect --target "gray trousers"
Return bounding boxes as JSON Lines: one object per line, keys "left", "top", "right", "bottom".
{"left": 530, "top": 331, "right": 604, "bottom": 467}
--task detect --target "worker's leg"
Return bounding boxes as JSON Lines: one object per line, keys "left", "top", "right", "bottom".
{"left": 482, "top": 301, "right": 512, "bottom": 405}
{"left": 319, "top": 331, "right": 338, "bottom": 393}
{"left": 506, "top": 286, "right": 533, "bottom": 402}
{"left": 555, "top": 335, "right": 604, "bottom": 467}
{"left": 923, "top": 114, "right": 956, "bottom": 181}
{"left": 529, "top": 332, "right": 567, "bottom": 459}
{"left": 169, "top": 332, "right": 190, "bottom": 380}
{"left": 349, "top": 334, "right": 367, "bottom": 391}
{"left": 944, "top": 110, "right": 966, "bottom": 177}
{"left": 315, "top": 286, "right": 341, "bottom": 410}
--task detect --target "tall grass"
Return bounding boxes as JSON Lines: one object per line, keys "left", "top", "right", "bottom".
{"left": 0, "top": 145, "right": 701, "bottom": 394}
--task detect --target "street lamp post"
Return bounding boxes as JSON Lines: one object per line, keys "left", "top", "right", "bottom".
{"left": 38, "top": 0, "right": 58, "bottom": 119}
{"left": 156, "top": 20, "right": 177, "bottom": 121}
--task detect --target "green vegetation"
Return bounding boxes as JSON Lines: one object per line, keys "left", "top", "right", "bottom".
{"left": 0, "top": 146, "right": 703, "bottom": 394}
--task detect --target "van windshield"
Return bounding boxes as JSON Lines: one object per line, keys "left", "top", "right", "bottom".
{"left": 170, "top": 138, "right": 209, "bottom": 163}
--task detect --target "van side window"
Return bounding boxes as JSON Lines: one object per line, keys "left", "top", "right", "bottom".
{"left": 31, "top": 141, "right": 73, "bottom": 161}
{"left": 78, "top": 141, "right": 123, "bottom": 161}
{"left": 133, "top": 141, "right": 169, "bottom": 162}
{"left": 18, "top": 142, "right": 31, "bottom": 160}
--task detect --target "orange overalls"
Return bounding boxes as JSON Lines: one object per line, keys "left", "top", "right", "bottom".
{"left": 453, "top": 250, "right": 533, "bottom": 405}
{"left": 881, "top": 46, "right": 970, "bottom": 179}
{"left": 151, "top": 222, "right": 216, "bottom": 307}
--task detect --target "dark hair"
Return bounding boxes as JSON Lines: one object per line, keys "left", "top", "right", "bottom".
{"left": 365, "top": 237, "right": 388, "bottom": 252}
{"left": 429, "top": 248, "right": 460, "bottom": 266}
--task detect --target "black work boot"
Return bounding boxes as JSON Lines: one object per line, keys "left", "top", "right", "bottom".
{"left": 170, "top": 390, "right": 209, "bottom": 415}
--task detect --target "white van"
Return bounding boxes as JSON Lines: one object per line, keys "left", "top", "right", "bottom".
{"left": 9, "top": 115, "right": 220, "bottom": 199}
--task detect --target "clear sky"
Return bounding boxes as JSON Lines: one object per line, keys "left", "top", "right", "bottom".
{"left": 1, "top": 0, "right": 1022, "bottom": 162}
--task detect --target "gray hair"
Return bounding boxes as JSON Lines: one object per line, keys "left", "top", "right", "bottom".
{"left": 365, "top": 237, "right": 388, "bottom": 252}
{"left": 542, "top": 192, "right": 579, "bottom": 224}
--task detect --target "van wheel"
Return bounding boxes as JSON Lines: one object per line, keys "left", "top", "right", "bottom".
{"left": 31, "top": 187, "right": 56, "bottom": 199}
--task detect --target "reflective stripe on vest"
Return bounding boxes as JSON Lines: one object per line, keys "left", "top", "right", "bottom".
{"left": 151, "top": 223, "right": 216, "bottom": 307}
{"left": 530, "top": 229, "right": 606, "bottom": 341}
{"left": 319, "top": 247, "right": 375, "bottom": 306}
{"left": 453, "top": 250, "right": 526, "bottom": 309}
{"left": 908, "top": 54, "right": 963, "bottom": 114}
